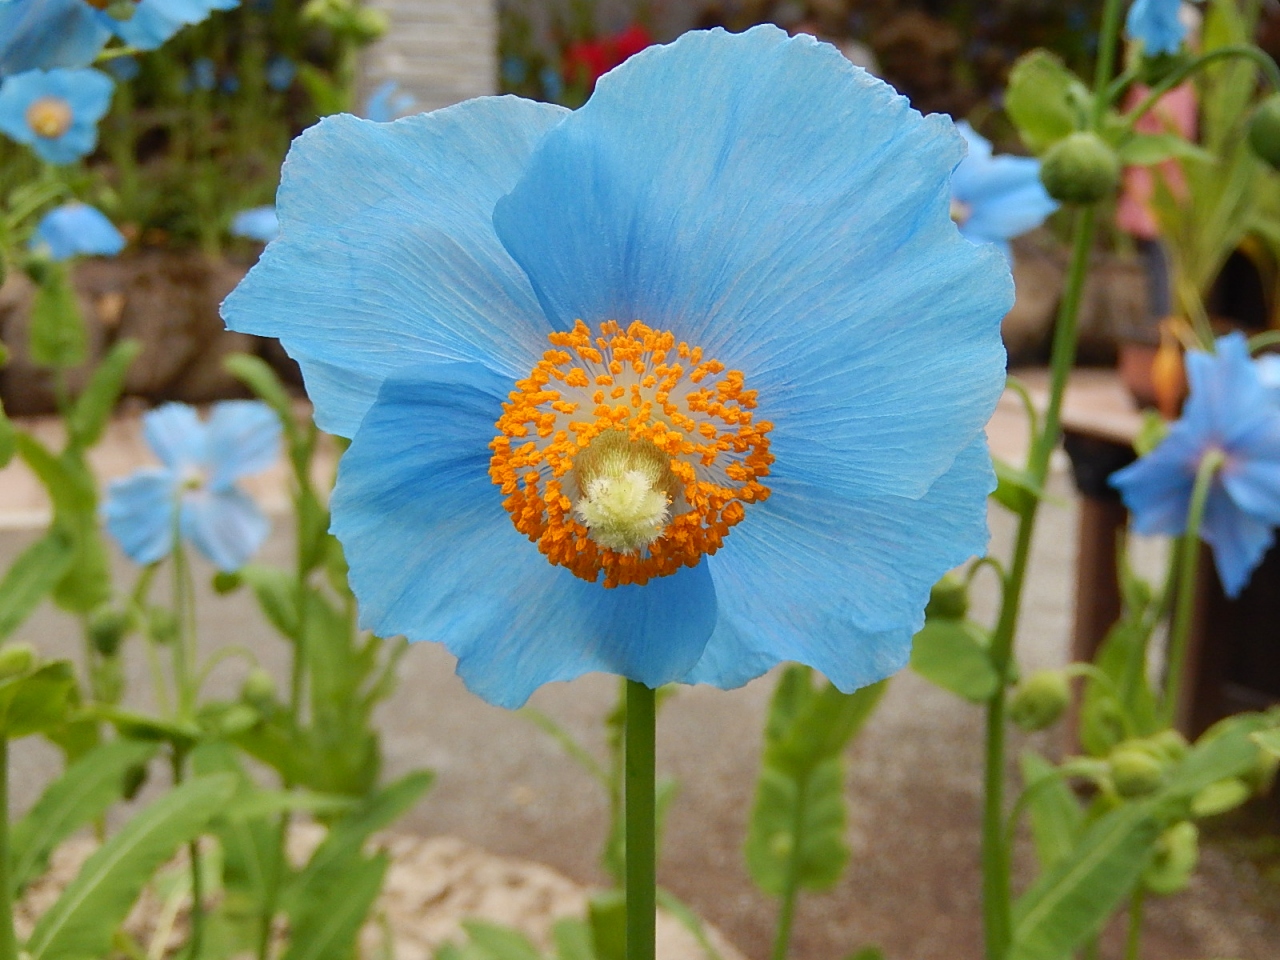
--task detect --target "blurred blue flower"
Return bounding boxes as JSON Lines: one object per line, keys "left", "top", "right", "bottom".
{"left": 539, "top": 65, "right": 563, "bottom": 103}
{"left": 363, "top": 80, "right": 415, "bottom": 122}
{"left": 1112, "top": 333, "right": 1280, "bottom": 597}
{"left": 266, "top": 56, "right": 295, "bottom": 92}
{"left": 1257, "top": 353, "right": 1280, "bottom": 405}
{"left": 30, "top": 202, "right": 125, "bottom": 260}
{"left": 230, "top": 206, "right": 279, "bottom": 243}
{"left": 0, "top": 0, "right": 110, "bottom": 76}
{"left": 0, "top": 67, "right": 114, "bottom": 164}
{"left": 501, "top": 56, "right": 528, "bottom": 87}
{"left": 104, "top": 401, "right": 281, "bottom": 571}
{"left": 1125, "top": 0, "right": 1187, "bottom": 56}
{"left": 100, "top": 0, "right": 240, "bottom": 51}
{"left": 104, "top": 55, "right": 140, "bottom": 82}
{"left": 189, "top": 57, "right": 216, "bottom": 91}
{"left": 951, "top": 121, "right": 1058, "bottom": 258}
{"left": 224, "top": 27, "right": 1011, "bottom": 708}
{"left": 220, "top": 72, "right": 239, "bottom": 94}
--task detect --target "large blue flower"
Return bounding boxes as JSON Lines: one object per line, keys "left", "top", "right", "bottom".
{"left": 1125, "top": 0, "right": 1189, "bottom": 56}
{"left": 30, "top": 202, "right": 125, "bottom": 259}
{"left": 0, "top": 67, "right": 113, "bottom": 164}
{"left": 104, "top": 402, "right": 281, "bottom": 571}
{"left": 951, "top": 121, "right": 1058, "bottom": 258}
{"left": 223, "top": 27, "right": 1011, "bottom": 708}
{"left": 1111, "top": 333, "right": 1280, "bottom": 597}
{"left": 0, "top": 0, "right": 110, "bottom": 76}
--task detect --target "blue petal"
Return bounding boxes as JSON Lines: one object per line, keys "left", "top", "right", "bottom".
{"left": 103, "top": 0, "right": 239, "bottom": 50}
{"left": 1201, "top": 485, "right": 1275, "bottom": 598}
{"left": 222, "top": 98, "right": 569, "bottom": 438}
{"left": 493, "top": 26, "right": 1010, "bottom": 499}
{"left": 180, "top": 487, "right": 269, "bottom": 571}
{"left": 329, "top": 362, "right": 718, "bottom": 708}
{"left": 103, "top": 468, "right": 178, "bottom": 566}
{"left": 143, "top": 403, "right": 207, "bottom": 471}
{"left": 959, "top": 177, "right": 1059, "bottom": 245}
{"left": 363, "top": 80, "right": 415, "bottom": 122}
{"left": 0, "top": 0, "right": 109, "bottom": 74}
{"left": 230, "top": 206, "right": 278, "bottom": 243}
{"left": 1109, "top": 425, "right": 1204, "bottom": 535}
{"left": 30, "top": 202, "right": 125, "bottom": 260}
{"left": 1126, "top": 0, "right": 1187, "bottom": 56}
{"left": 688, "top": 435, "right": 994, "bottom": 692}
{"left": 204, "top": 400, "right": 281, "bottom": 490}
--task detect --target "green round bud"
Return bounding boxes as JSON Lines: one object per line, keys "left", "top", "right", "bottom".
{"left": 1039, "top": 133, "right": 1121, "bottom": 205}
{"left": 1109, "top": 744, "right": 1166, "bottom": 798}
{"left": 1146, "top": 729, "right": 1190, "bottom": 766}
{"left": 241, "top": 668, "right": 276, "bottom": 708}
{"left": 925, "top": 572, "right": 969, "bottom": 621}
{"left": 88, "top": 605, "right": 131, "bottom": 657}
{"left": 212, "top": 571, "right": 242, "bottom": 595}
{"left": 1143, "top": 821, "right": 1198, "bottom": 895}
{"left": 216, "top": 703, "right": 260, "bottom": 737}
{"left": 1009, "top": 671, "right": 1070, "bottom": 732}
{"left": 1248, "top": 95, "right": 1280, "bottom": 171}
{"left": 147, "top": 607, "right": 179, "bottom": 646}
{"left": 0, "top": 643, "right": 35, "bottom": 680}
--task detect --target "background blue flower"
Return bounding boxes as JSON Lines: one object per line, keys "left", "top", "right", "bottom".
{"left": 97, "top": 0, "right": 241, "bottom": 51}
{"left": 30, "top": 202, "right": 125, "bottom": 260}
{"left": 0, "top": 0, "right": 109, "bottom": 76}
{"left": 225, "top": 26, "right": 1011, "bottom": 708}
{"left": 230, "top": 206, "right": 279, "bottom": 243}
{"left": 0, "top": 67, "right": 114, "bottom": 164}
{"left": 266, "top": 56, "right": 295, "bottom": 92}
{"left": 1125, "top": 0, "right": 1188, "bottom": 56}
{"left": 104, "top": 401, "right": 281, "bottom": 571}
{"left": 363, "top": 80, "right": 415, "bottom": 122}
{"left": 1111, "top": 333, "right": 1280, "bottom": 596}
{"left": 951, "top": 121, "right": 1058, "bottom": 258}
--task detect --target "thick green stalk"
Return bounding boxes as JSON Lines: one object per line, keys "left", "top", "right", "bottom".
{"left": 769, "top": 777, "right": 808, "bottom": 960}
{"left": 1161, "top": 450, "right": 1224, "bottom": 727}
{"left": 624, "top": 681, "right": 656, "bottom": 960}
{"left": 0, "top": 736, "right": 16, "bottom": 960}
{"left": 1124, "top": 887, "right": 1146, "bottom": 960}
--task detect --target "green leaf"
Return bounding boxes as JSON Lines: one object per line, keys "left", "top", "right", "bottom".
{"left": 0, "top": 661, "right": 75, "bottom": 739}
{"left": 11, "top": 739, "right": 158, "bottom": 891}
{"left": 587, "top": 891, "right": 626, "bottom": 960}
{"left": 92, "top": 707, "right": 200, "bottom": 748}
{"left": 1010, "top": 803, "right": 1161, "bottom": 960}
{"left": 1019, "top": 752, "right": 1083, "bottom": 871}
{"left": 1005, "top": 50, "right": 1089, "bottom": 153}
{"left": 1116, "top": 133, "right": 1217, "bottom": 167}
{"left": 0, "top": 396, "right": 14, "bottom": 469}
{"left": 218, "top": 787, "right": 359, "bottom": 822}
{"left": 1190, "top": 778, "right": 1252, "bottom": 818}
{"left": 765, "top": 668, "right": 887, "bottom": 774}
{"left": 910, "top": 619, "right": 999, "bottom": 703}
{"left": 1252, "top": 728, "right": 1280, "bottom": 758}
{"left": 746, "top": 757, "right": 848, "bottom": 896}
{"left": 992, "top": 458, "right": 1041, "bottom": 515}
{"left": 238, "top": 565, "right": 298, "bottom": 640}
{"left": 843, "top": 950, "right": 886, "bottom": 960}
{"left": 28, "top": 264, "right": 86, "bottom": 369}
{"left": 27, "top": 772, "right": 236, "bottom": 960}
{"left": 279, "top": 851, "right": 388, "bottom": 960}
{"left": 15, "top": 435, "right": 94, "bottom": 515}
{"left": 1159, "top": 714, "right": 1272, "bottom": 806}
{"left": 66, "top": 339, "right": 141, "bottom": 449}
{"left": 552, "top": 918, "right": 593, "bottom": 960}
{"left": 460, "top": 921, "right": 542, "bottom": 960}
{"left": 0, "top": 531, "right": 75, "bottom": 641}
{"left": 222, "top": 354, "right": 296, "bottom": 441}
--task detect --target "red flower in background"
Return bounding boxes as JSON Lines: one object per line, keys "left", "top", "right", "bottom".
{"left": 564, "top": 24, "right": 654, "bottom": 91}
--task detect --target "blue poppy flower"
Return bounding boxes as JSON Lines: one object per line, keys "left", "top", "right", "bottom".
{"left": 30, "top": 202, "right": 125, "bottom": 260}
{"left": 0, "top": 0, "right": 110, "bottom": 76}
{"left": 951, "top": 121, "right": 1058, "bottom": 258}
{"left": 363, "top": 80, "right": 415, "bottom": 122}
{"left": 1125, "top": 0, "right": 1189, "bottom": 56}
{"left": 104, "top": 402, "right": 281, "bottom": 571}
{"left": 230, "top": 206, "right": 279, "bottom": 243}
{"left": 0, "top": 67, "right": 114, "bottom": 164}
{"left": 266, "top": 56, "right": 295, "bottom": 92}
{"left": 100, "top": 0, "right": 240, "bottom": 51}
{"left": 223, "top": 27, "right": 1011, "bottom": 708}
{"left": 1111, "top": 333, "right": 1280, "bottom": 597}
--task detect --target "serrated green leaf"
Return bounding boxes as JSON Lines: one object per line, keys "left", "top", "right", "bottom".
{"left": 66, "top": 339, "right": 141, "bottom": 449}
{"left": 28, "top": 264, "right": 86, "bottom": 369}
{"left": 0, "top": 661, "right": 75, "bottom": 739}
{"left": 1005, "top": 50, "right": 1089, "bottom": 153}
{"left": 460, "top": 921, "right": 542, "bottom": 960}
{"left": 0, "top": 531, "right": 75, "bottom": 641}
{"left": 27, "top": 773, "right": 236, "bottom": 960}
{"left": 11, "top": 739, "right": 157, "bottom": 891}
{"left": 1010, "top": 803, "right": 1160, "bottom": 960}
{"left": 1019, "top": 752, "right": 1083, "bottom": 871}
{"left": 910, "top": 618, "right": 998, "bottom": 703}
{"left": 280, "top": 851, "right": 387, "bottom": 960}
{"left": 745, "top": 757, "right": 848, "bottom": 896}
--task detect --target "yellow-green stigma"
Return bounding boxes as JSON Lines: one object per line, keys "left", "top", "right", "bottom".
{"left": 572, "top": 431, "right": 673, "bottom": 553}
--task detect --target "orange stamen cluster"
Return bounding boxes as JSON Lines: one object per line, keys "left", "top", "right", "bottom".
{"left": 489, "top": 320, "right": 773, "bottom": 587}
{"left": 26, "top": 97, "right": 73, "bottom": 139}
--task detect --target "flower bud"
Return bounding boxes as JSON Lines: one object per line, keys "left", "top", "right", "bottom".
{"left": 241, "top": 668, "right": 276, "bottom": 708}
{"left": 1009, "top": 671, "right": 1070, "bottom": 732}
{"left": 1109, "top": 743, "right": 1166, "bottom": 798}
{"left": 1248, "top": 94, "right": 1280, "bottom": 171}
{"left": 1143, "top": 821, "right": 1198, "bottom": 895}
{"left": 1146, "top": 729, "right": 1190, "bottom": 766}
{"left": 88, "top": 605, "right": 131, "bottom": 657}
{"left": 1039, "top": 132, "right": 1121, "bottom": 205}
{"left": 147, "top": 607, "right": 179, "bottom": 646}
{"left": 925, "top": 572, "right": 969, "bottom": 621}
{"left": 212, "top": 571, "right": 242, "bottom": 595}
{"left": 0, "top": 643, "right": 35, "bottom": 680}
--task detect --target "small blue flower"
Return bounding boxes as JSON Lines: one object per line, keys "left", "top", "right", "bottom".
{"left": 951, "top": 122, "right": 1058, "bottom": 258}
{"left": 30, "top": 202, "right": 125, "bottom": 260}
{"left": 363, "top": 80, "right": 415, "bottom": 122}
{"left": 0, "top": 67, "right": 114, "bottom": 164}
{"left": 99, "top": 0, "right": 240, "bottom": 51}
{"left": 0, "top": 0, "right": 110, "bottom": 76}
{"left": 1111, "top": 333, "right": 1280, "bottom": 597}
{"left": 224, "top": 27, "right": 1010, "bottom": 708}
{"left": 104, "top": 401, "right": 281, "bottom": 571}
{"left": 539, "top": 65, "right": 563, "bottom": 103}
{"left": 266, "top": 56, "right": 295, "bottom": 92}
{"left": 230, "top": 206, "right": 279, "bottom": 243}
{"left": 104, "top": 55, "right": 140, "bottom": 82}
{"left": 188, "top": 57, "right": 216, "bottom": 92}
{"left": 1125, "top": 0, "right": 1189, "bottom": 56}
{"left": 501, "top": 56, "right": 528, "bottom": 87}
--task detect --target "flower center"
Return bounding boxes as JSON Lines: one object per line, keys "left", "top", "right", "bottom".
{"left": 489, "top": 320, "right": 773, "bottom": 587}
{"left": 950, "top": 198, "right": 972, "bottom": 228}
{"left": 26, "top": 97, "right": 73, "bottom": 139}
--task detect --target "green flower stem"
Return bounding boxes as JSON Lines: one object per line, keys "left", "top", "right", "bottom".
{"left": 1161, "top": 449, "right": 1225, "bottom": 727}
{"left": 624, "top": 680, "right": 656, "bottom": 960}
{"left": 170, "top": 751, "right": 205, "bottom": 960}
{"left": 1090, "top": 0, "right": 1127, "bottom": 125}
{"left": 0, "top": 735, "right": 16, "bottom": 960}
{"left": 171, "top": 542, "right": 196, "bottom": 719}
{"left": 1124, "top": 46, "right": 1280, "bottom": 131}
{"left": 1124, "top": 887, "right": 1146, "bottom": 960}
{"left": 770, "top": 777, "right": 808, "bottom": 960}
